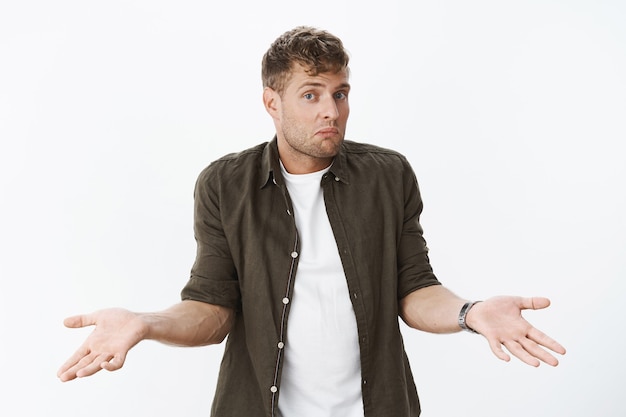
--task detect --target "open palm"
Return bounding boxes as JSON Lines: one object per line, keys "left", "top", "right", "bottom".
{"left": 57, "top": 308, "right": 148, "bottom": 381}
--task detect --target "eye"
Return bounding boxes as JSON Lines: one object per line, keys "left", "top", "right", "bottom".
{"left": 303, "top": 93, "right": 315, "bottom": 100}
{"left": 334, "top": 91, "right": 348, "bottom": 100}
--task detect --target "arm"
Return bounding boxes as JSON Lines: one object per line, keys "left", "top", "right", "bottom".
{"left": 399, "top": 285, "right": 466, "bottom": 333}
{"left": 399, "top": 286, "right": 566, "bottom": 366}
{"left": 57, "top": 300, "right": 234, "bottom": 382}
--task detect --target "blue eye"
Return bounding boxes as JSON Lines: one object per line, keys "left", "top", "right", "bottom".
{"left": 335, "top": 92, "right": 347, "bottom": 100}
{"left": 303, "top": 93, "right": 315, "bottom": 100}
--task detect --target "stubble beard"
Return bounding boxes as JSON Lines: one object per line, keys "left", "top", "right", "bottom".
{"left": 280, "top": 118, "right": 344, "bottom": 161}
{"left": 282, "top": 130, "right": 342, "bottom": 161}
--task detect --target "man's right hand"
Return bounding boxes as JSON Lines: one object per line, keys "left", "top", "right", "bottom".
{"left": 57, "top": 300, "right": 235, "bottom": 382}
{"left": 57, "top": 308, "right": 148, "bottom": 382}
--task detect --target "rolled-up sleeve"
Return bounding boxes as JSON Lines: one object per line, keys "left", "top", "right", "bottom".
{"left": 396, "top": 157, "right": 441, "bottom": 299}
{"left": 180, "top": 163, "right": 242, "bottom": 310}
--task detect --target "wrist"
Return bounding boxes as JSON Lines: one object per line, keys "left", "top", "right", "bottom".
{"left": 458, "top": 301, "right": 481, "bottom": 334}
{"left": 137, "top": 312, "right": 160, "bottom": 341}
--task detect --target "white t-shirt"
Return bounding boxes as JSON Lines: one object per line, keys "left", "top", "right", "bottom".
{"left": 278, "top": 163, "right": 364, "bottom": 417}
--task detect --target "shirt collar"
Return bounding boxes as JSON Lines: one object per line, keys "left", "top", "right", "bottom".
{"left": 259, "top": 136, "right": 282, "bottom": 188}
{"left": 259, "top": 136, "right": 351, "bottom": 188}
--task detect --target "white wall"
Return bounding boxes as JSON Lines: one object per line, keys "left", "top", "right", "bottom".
{"left": 1, "top": 1, "right": 624, "bottom": 416}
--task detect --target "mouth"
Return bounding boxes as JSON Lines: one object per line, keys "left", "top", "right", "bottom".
{"left": 315, "top": 127, "right": 340, "bottom": 136}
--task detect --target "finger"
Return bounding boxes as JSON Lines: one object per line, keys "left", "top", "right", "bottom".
{"left": 58, "top": 369, "right": 78, "bottom": 382}
{"left": 503, "top": 340, "right": 541, "bottom": 367}
{"left": 58, "top": 357, "right": 99, "bottom": 382}
{"left": 487, "top": 338, "right": 511, "bottom": 363}
{"left": 60, "top": 350, "right": 101, "bottom": 380}
{"left": 58, "top": 367, "right": 79, "bottom": 382}
{"left": 63, "top": 313, "right": 96, "bottom": 329}
{"left": 75, "top": 352, "right": 114, "bottom": 378}
{"left": 528, "top": 327, "right": 567, "bottom": 355}
{"left": 101, "top": 353, "right": 126, "bottom": 372}
{"left": 521, "top": 297, "right": 551, "bottom": 311}
{"left": 57, "top": 346, "right": 90, "bottom": 380}
{"left": 519, "top": 338, "right": 560, "bottom": 367}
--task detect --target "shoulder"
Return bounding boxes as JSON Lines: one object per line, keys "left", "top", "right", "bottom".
{"left": 341, "top": 140, "right": 412, "bottom": 170}
{"left": 196, "top": 141, "right": 267, "bottom": 184}
{"left": 206, "top": 141, "right": 267, "bottom": 170}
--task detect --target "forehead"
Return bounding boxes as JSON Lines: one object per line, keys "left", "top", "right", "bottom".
{"left": 284, "top": 64, "right": 350, "bottom": 91}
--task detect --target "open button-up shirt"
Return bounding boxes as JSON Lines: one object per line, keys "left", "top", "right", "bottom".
{"left": 181, "top": 137, "right": 441, "bottom": 417}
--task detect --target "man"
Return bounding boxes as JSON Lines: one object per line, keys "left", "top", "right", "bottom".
{"left": 57, "top": 26, "right": 566, "bottom": 417}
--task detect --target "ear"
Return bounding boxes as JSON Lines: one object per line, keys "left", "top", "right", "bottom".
{"left": 263, "top": 87, "right": 281, "bottom": 119}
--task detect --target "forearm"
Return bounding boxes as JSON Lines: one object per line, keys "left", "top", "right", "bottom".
{"left": 141, "top": 300, "right": 234, "bottom": 346}
{"left": 399, "top": 285, "right": 467, "bottom": 333}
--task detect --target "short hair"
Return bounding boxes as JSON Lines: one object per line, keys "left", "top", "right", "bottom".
{"left": 261, "top": 26, "right": 350, "bottom": 95}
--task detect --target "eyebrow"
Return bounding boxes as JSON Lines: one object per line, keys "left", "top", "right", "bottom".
{"left": 297, "top": 81, "right": 351, "bottom": 91}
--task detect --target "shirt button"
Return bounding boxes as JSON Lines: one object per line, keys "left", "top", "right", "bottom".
{"left": 278, "top": 342, "right": 285, "bottom": 349}
{"left": 282, "top": 297, "right": 290, "bottom": 305}
{"left": 334, "top": 176, "right": 340, "bottom": 181}
{"left": 291, "top": 251, "right": 298, "bottom": 258}
{"left": 270, "top": 386, "right": 278, "bottom": 393}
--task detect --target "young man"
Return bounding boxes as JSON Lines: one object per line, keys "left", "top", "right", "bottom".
{"left": 57, "top": 26, "right": 566, "bottom": 417}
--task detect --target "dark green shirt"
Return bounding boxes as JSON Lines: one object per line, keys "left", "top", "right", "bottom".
{"left": 181, "top": 137, "right": 441, "bottom": 417}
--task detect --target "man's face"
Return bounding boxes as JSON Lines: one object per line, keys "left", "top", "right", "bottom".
{"left": 265, "top": 64, "right": 351, "bottom": 173}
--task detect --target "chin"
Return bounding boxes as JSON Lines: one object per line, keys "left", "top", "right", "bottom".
{"left": 319, "top": 140, "right": 342, "bottom": 157}
{"left": 320, "top": 137, "right": 343, "bottom": 149}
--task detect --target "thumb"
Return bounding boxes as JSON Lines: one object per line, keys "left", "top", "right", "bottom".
{"left": 522, "top": 297, "right": 551, "bottom": 311}
{"left": 63, "top": 313, "right": 95, "bottom": 329}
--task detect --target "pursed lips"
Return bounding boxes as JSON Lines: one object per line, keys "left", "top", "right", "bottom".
{"left": 315, "top": 127, "right": 339, "bottom": 136}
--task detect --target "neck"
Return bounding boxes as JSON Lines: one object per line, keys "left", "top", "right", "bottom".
{"left": 280, "top": 155, "right": 333, "bottom": 174}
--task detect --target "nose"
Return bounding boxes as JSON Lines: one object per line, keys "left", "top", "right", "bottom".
{"left": 320, "top": 95, "right": 339, "bottom": 120}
